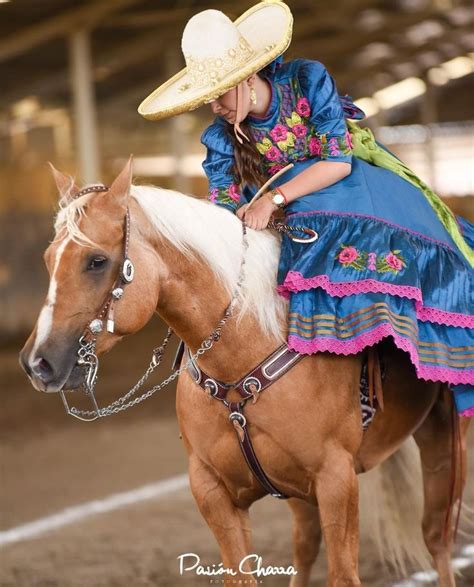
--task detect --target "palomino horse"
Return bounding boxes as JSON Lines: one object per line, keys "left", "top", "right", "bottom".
{"left": 20, "top": 160, "right": 470, "bottom": 586}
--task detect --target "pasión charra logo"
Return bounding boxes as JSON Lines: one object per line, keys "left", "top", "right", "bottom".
{"left": 177, "top": 553, "right": 298, "bottom": 578}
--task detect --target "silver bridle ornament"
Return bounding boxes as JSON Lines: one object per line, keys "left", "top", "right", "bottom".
{"left": 58, "top": 214, "right": 248, "bottom": 422}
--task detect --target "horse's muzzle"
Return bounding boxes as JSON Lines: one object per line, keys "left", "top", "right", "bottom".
{"left": 19, "top": 337, "right": 84, "bottom": 393}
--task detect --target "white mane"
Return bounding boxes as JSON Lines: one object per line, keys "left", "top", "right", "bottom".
{"left": 131, "top": 185, "right": 287, "bottom": 342}
{"left": 55, "top": 184, "right": 287, "bottom": 341}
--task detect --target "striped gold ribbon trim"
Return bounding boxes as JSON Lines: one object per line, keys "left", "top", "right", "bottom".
{"left": 288, "top": 303, "right": 474, "bottom": 368}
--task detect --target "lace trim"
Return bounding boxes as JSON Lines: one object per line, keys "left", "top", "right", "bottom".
{"left": 416, "top": 304, "right": 474, "bottom": 329}
{"left": 277, "top": 272, "right": 474, "bottom": 328}
{"left": 287, "top": 323, "right": 474, "bottom": 386}
{"left": 278, "top": 273, "right": 422, "bottom": 301}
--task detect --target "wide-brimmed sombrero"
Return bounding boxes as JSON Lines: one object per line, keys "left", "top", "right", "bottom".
{"left": 138, "top": 1, "right": 293, "bottom": 121}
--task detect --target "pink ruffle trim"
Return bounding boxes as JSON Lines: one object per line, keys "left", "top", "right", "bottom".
{"left": 415, "top": 304, "right": 474, "bottom": 328}
{"left": 460, "top": 407, "right": 474, "bottom": 417}
{"left": 278, "top": 272, "right": 474, "bottom": 328}
{"left": 287, "top": 323, "right": 474, "bottom": 386}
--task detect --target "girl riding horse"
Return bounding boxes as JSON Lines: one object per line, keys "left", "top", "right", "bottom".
{"left": 19, "top": 2, "right": 473, "bottom": 586}
{"left": 138, "top": 1, "right": 474, "bottom": 417}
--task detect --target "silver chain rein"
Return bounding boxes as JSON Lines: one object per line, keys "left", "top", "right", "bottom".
{"left": 59, "top": 223, "right": 249, "bottom": 421}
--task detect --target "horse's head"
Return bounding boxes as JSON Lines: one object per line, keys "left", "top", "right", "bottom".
{"left": 19, "top": 159, "right": 161, "bottom": 393}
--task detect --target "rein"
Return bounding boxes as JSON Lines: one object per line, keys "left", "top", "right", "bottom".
{"left": 57, "top": 182, "right": 322, "bottom": 499}
{"left": 59, "top": 186, "right": 249, "bottom": 421}
{"left": 60, "top": 183, "right": 317, "bottom": 421}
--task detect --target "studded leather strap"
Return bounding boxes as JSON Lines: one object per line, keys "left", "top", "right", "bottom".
{"left": 178, "top": 343, "right": 305, "bottom": 499}
{"left": 184, "top": 343, "right": 303, "bottom": 402}
{"left": 228, "top": 402, "right": 287, "bottom": 499}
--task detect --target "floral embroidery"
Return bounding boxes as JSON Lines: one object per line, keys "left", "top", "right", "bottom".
{"left": 251, "top": 79, "right": 353, "bottom": 177}
{"left": 308, "top": 137, "right": 322, "bottom": 157}
{"left": 277, "top": 132, "right": 296, "bottom": 152}
{"left": 208, "top": 183, "right": 240, "bottom": 208}
{"left": 367, "top": 252, "right": 377, "bottom": 271}
{"left": 345, "top": 129, "right": 353, "bottom": 150}
{"left": 267, "top": 164, "right": 284, "bottom": 175}
{"left": 336, "top": 245, "right": 406, "bottom": 274}
{"left": 255, "top": 137, "right": 273, "bottom": 155}
{"left": 265, "top": 146, "right": 281, "bottom": 161}
{"left": 269, "top": 124, "right": 288, "bottom": 142}
{"left": 292, "top": 123, "right": 308, "bottom": 138}
{"left": 228, "top": 184, "right": 240, "bottom": 202}
{"left": 338, "top": 246, "right": 360, "bottom": 265}
{"left": 296, "top": 97, "right": 311, "bottom": 117}
{"left": 285, "top": 112, "right": 303, "bottom": 128}
{"left": 328, "top": 137, "right": 341, "bottom": 156}
{"left": 384, "top": 252, "right": 404, "bottom": 272}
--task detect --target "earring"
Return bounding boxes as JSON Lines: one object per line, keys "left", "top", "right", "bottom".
{"left": 250, "top": 87, "right": 257, "bottom": 105}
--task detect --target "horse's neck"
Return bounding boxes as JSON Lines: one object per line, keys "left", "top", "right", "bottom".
{"left": 155, "top": 240, "right": 278, "bottom": 382}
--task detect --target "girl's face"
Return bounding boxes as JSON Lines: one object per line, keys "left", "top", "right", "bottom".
{"left": 209, "top": 87, "right": 238, "bottom": 123}
{"left": 209, "top": 81, "right": 252, "bottom": 124}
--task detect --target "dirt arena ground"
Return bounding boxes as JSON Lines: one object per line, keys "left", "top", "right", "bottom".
{"left": 1, "top": 320, "right": 473, "bottom": 586}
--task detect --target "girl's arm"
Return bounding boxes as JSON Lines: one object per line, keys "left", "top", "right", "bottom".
{"left": 241, "top": 161, "right": 351, "bottom": 229}
{"left": 279, "top": 160, "right": 351, "bottom": 202}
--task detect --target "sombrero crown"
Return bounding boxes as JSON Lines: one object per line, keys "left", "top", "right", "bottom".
{"left": 138, "top": 1, "right": 293, "bottom": 121}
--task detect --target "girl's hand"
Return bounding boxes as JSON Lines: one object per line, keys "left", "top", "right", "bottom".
{"left": 243, "top": 195, "right": 277, "bottom": 230}
{"left": 236, "top": 204, "right": 249, "bottom": 220}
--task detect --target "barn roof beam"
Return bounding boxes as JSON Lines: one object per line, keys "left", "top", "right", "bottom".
{"left": 0, "top": 0, "right": 145, "bottom": 63}
{"left": 293, "top": 6, "right": 467, "bottom": 60}
{"left": 0, "top": 29, "right": 171, "bottom": 108}
{"left": 102, "top": 4, "right": 240, "bottom": 28}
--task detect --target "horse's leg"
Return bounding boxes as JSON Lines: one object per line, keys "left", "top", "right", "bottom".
{"left": 413, "top": 389, "right": 471, "bottom": 587}
{"left": 315, "top": 450, "right": 361, "bottom": 586}
{"left": 288, "top": 498, "right": 322, "bottom": 587}
{"left": 188, "top": 453, "right": 256, "bottom": 584}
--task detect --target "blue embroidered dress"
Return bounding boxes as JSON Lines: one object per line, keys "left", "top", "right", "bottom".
{"left": 201, "top": 58, "right": 474, "bottom": 417}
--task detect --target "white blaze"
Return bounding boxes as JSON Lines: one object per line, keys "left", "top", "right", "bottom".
{"left": 31, "top": 237, "right": 70, "bottom": 360}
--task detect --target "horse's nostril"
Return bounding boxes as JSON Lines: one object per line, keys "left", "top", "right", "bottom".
{"left": 32, "top": 357, "right": 54, "bottom": 383}
{"left": 19, "top": 352, "right": 32, "bottom": 377}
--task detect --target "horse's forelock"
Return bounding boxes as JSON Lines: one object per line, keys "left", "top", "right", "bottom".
{"left": 54, "top": 192, "right": 98, "bottom": 248}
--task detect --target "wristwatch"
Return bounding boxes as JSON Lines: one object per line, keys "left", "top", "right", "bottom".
{"left": 269, "top": 188, "right": 287, "bottom": 209}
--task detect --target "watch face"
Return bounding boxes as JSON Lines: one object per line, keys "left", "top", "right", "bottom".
{"left": 272, "top": 192, "right": 285, "bottom": 206}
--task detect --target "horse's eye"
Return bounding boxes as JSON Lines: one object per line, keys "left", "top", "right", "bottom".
{"left": 87, "top": 256, "right": 108, "bottom": 271}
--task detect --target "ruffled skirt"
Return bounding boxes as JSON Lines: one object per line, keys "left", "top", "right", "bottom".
{"left": 276, "top": 158, "right": 474, "bottom": 416}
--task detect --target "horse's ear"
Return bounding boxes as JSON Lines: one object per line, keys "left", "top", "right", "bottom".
{"left": 48, "top": 163, "right": 79, "bottom": 201}
{"left": 108, "top": 155, "right": 133, "bottom": 205}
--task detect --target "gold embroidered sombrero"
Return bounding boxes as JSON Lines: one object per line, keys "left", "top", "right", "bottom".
{"left": 138, "top": 1, "right": 293, "bottom": 121}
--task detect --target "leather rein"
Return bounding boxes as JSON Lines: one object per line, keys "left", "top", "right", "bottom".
{"left": 59, "top": 184, "right": 317, "bottom": 499}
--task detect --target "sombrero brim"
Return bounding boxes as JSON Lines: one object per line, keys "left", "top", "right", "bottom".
{"left": 138, "top": 1, "right": 293, "bottom": 121}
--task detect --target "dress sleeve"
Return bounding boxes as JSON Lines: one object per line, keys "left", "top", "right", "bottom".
{"left": 201, "top": 122, "right": 242, "bottom": 213}
{"left": 297, "top": 60, "right": 353, "bottom": 164}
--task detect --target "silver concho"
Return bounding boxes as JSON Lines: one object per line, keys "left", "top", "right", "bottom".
{"left": 112, "top": 287, "right": 124, "bottom": 299}
{"left": 121, "top": 259, "right": 135, "bottom": 283}
{"left": 89, "top": 319, "right": 103, "bottom": 334}
{"left": 203, "top": 378, "right": 219, "bottom": 397}
{"left": 243, "top": 376, "right": 262, "bottom": 394}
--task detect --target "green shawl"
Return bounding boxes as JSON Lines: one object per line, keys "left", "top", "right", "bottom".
{"left": 348, "top": 120, "right": 474, "bottom": 268}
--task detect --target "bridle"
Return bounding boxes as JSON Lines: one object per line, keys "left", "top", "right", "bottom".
{"left": 59, "top": 183, "right": 317, "bottom": 421}
{"left": 59, "top": 183, "right": 249, "bottom": 421}
{"left": 57, "top": 183, "right": 321, "bottom": 499}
